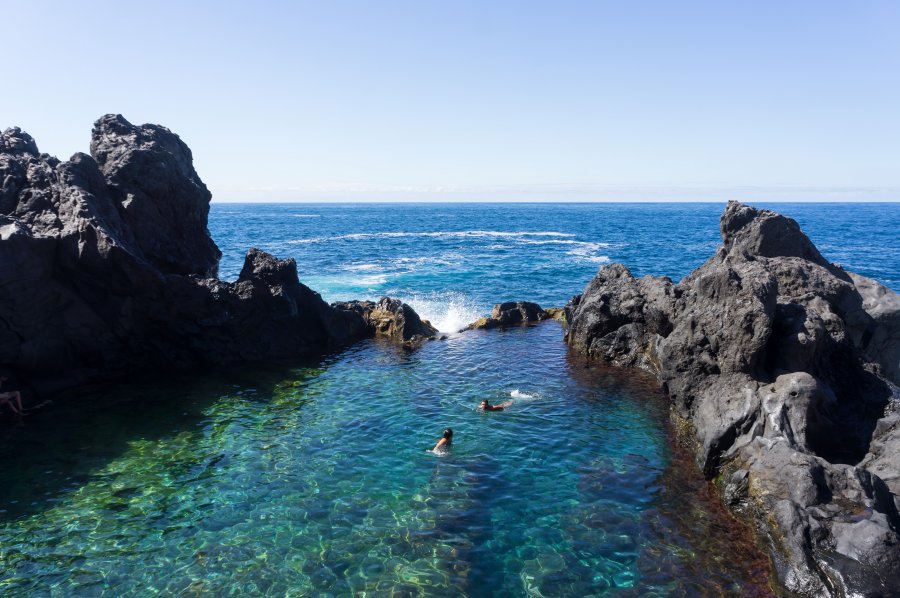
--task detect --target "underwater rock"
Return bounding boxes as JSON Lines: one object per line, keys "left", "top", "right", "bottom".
{"left": 565, "top": 201, "right": 900, "bottom": 597}
{"left": 465, "top": 301, "right": 549, "bottom": 330}
{"left": 0, "top": 116, "right": 429, "bottom": 398}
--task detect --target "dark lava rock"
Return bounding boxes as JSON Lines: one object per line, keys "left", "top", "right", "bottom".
{"left": 465, "top": 301, "right": 549, "bottom": 330}
{"left": 0, "top": 116, "right": 428, "bottom": 398}
{"left": 90, "top": 114, "right": 221, "bottom": 277}
{"left": 332, "top": 297, "right": 439, "bottom": 345}
{"left": 565, "top": 201, "right": 900, "bottom": 597}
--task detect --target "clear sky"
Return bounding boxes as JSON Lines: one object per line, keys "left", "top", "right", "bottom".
{"left": 3, "top": 1, "right": 899, "bottom": 202}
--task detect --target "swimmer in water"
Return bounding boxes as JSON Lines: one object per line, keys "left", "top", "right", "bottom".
{"left": 427, "top": 428, "right": 453, "bottom": 452}
{"left": 480, "top": 399, "right": 512, "bottom": 411}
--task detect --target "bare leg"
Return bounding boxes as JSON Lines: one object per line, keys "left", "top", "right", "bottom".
{"left": 12, "top": 391, "right": 23, "bottom": 413}
{"left": 0, "top": 394, "right": 22, "bottom": 415}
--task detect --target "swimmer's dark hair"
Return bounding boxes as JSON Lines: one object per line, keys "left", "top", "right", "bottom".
{"left": 443, "top": 428, "right": 453, "bottom": 439}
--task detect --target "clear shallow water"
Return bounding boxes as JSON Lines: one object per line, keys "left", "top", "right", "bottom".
{"left": 1, "top": 202, "right": 896, "bottom": 596}
{"left": 0, "top": 326, "right": 771, "bottom": 596}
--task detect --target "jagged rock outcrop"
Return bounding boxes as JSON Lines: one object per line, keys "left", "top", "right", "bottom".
{"left": 566, "top": 201, "right": 900, "bottom": 597}
{"left": 332, "top": 297, "right": 439, "bottom": 344}
{"left": 0, "top": 116, "right": 425, "bottom": 398}
{"left": 465, "top": 301, "right": 549, "bottom": 330}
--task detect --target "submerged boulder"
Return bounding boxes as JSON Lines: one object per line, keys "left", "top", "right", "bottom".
{"left": 0, "top": 116, "right": 429, "bottom": 398}
{"left": 566, "top": 201, "right": 900, "bottom": 596}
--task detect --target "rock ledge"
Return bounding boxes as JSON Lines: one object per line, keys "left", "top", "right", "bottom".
{"left": 566, "top": 201, "right": 900, "bottom": 596}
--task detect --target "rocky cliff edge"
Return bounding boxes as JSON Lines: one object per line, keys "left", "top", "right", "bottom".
{"left": 0, "top": 115, "right": 435, "bottom": 397}
{"left": 565, "top": 201, "right": 900, "bottom": 596}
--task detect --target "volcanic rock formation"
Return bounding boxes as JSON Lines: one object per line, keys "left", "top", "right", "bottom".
{"left": 0, "top": 115, "right": 428, "bottom": 398}
{"left": 565, "top": 202, "right": 900, "bottom": 596}
{"left": 465, "top": 301, "right": 550, "bottom": 330}
{"left": 333, "top": 297, "right": 440, "bottom": 345}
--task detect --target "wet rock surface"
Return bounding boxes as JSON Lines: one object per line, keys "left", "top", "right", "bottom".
{"left": 465, "top": 301, "right": 550, "bottom": 330}
{"left": 332, "top": 297, "right": 439, "bottom": 345}
{"left": 566, "top": 201, "right": 900, "bottom": 596}
{"left": 0, "top": 116, "right": 427, "bottom": 399}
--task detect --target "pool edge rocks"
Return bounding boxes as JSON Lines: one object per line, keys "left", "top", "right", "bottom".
{"left": 565, "top": 201, "right": 900, "bottom": 596}
{"left": 0, "top": 117, "right": 432, "bottom": 399}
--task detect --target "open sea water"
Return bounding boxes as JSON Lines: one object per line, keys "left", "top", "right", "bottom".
{"left": 0, "top": 202, "right": 896, "bottom": 596}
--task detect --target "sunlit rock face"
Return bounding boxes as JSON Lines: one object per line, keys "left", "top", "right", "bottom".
{"left": 566, "top": 201, "right": 900, "bottom": 597}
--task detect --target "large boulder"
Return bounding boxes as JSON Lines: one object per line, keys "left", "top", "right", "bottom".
{"left": 90, "top": 114, "right": 221, "bottom": 277}
{"left": 332, "top": 297, "right": 439, "bottom": 344}
{"left": 0, "top": 116, "right": 428, "bottom": 398}
{"left": 465, "top": 301, "right": 550, "bottom": 331}
{"left": 566, "top": 201, "right": 900, "bottom": 596}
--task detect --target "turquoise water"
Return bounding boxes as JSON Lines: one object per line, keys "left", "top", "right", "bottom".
{"left": 0, "top": 325, "right": 770, "bottom": 596}
{"left": 1, "top": 202, "right": 896, "bottom": 596}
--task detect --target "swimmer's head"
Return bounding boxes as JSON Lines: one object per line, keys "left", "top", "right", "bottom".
{"left": 443, "top": 428, "right": 453, "bottom": 440}
{"left": 480, "top": 400, "right": 489, "bottom": 409}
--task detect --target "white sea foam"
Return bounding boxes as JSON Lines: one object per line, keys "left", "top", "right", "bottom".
{"left": 287, "top": 230, "right": 576, "bottom": 245}
{"left": 391, "top": 255, "right": 457, "bottom": 269}
{"left": 291, "top": 214, "right": 322, "bottom": 218}
{"left": 565, "top": 242, "right": 611, "bottom": 264}
{"left": 357, "top": 274, "right": 389, "bottom": 286}
{"left": 344, "top": 263, "right": 381, "bottom": 272}
{"left": 510, "top": 389, "right": 536, "bottom": 400}
{"left": 405, "top": 292, "right": 483, "bottom": 333}
{"left": 518, "top": 239, "right": 610, "bottom": 248}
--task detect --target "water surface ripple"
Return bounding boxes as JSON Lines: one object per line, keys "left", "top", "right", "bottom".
{"left": 3, "top": 202, "right": 894, "bottom": 596}
{"left": 0, "top": 326, "right": 772, "bottom": 596}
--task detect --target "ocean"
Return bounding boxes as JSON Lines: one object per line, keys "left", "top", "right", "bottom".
{"left": 211, "top": 202, "right": 899, "bottom": 329}
{"left": 0, "top": 202, "right": 895, "bottom": 596}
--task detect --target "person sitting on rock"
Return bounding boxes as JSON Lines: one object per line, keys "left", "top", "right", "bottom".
{"left": 427, "top": 428, "right": 453, "bottom": 452}
{"left": 480, "top": 399, "right": 512, "bottom": 412}
{"left": 0, "top": 376, "right": 24, "bottom": 415}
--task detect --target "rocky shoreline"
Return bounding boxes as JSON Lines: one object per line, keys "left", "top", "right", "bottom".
{"left": 0, "top": 115, "right": 437, "bottom": 399}
{"left": 565, "top": 202, "right": 900, "bottom": 596}
{"left": 3, "top": 117, "right": 898, "bottom": 596}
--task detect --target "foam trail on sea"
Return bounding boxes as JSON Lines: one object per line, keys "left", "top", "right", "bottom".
{"left": 510, "top": 389, "right": 536, "bottom": 400}
{"left": 405, "top": 292, "right": 483, "bottom": 333}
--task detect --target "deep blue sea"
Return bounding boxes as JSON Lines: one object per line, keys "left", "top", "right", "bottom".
{"left": 211, "top": 202, "right": 899, "bottom": 329}
{"left": 0, "top": 202, "right": 896, "bottom": 597}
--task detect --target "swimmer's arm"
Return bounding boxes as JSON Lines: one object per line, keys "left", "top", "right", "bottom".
{"left": 427, "top": 438, "right": 447, "bottom": 452}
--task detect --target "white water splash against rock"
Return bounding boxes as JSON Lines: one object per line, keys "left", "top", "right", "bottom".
{"left": 405, "top": 292, "right": 484, "bottom": 333}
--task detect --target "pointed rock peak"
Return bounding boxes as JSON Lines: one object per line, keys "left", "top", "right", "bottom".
{"left": 93, "top": 113, "right": 137, "bottom": 136}
{"left": 238, "top": 248, "right": 300, "bottom": 286}
{"left": 84, "top": 114, "right": 220, "bottom": 277}
{"left": 1, "top": 126, "right": 40, "bottom": 156}
{"left": 720, "top": 201, "right": 829, "bottom": 266}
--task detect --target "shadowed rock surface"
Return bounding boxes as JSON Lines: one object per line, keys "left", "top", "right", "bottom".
{"left": 0, "top": 116, "right": 426, "bottom": 398}
{"left": 566, "top": 202, "right": 900, "bottom": 597}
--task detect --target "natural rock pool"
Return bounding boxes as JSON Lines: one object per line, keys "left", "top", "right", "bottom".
{"left": 0, "top": 323, "right": 773, "bottom": 596}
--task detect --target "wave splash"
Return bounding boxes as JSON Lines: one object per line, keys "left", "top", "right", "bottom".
{"left": 404, "top": 292, "right": 484, "bottom": 333}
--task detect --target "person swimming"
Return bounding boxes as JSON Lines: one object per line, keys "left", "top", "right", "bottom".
{"left": 480, "top": 399, "right": 512, "bottom": 412}
{"left": 427, "top": 428, "right": 453, "bottom": 452}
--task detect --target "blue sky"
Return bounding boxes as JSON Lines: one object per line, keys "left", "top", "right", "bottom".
{"left": 3, "top": 1, "right": 899, "bottom": 202}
